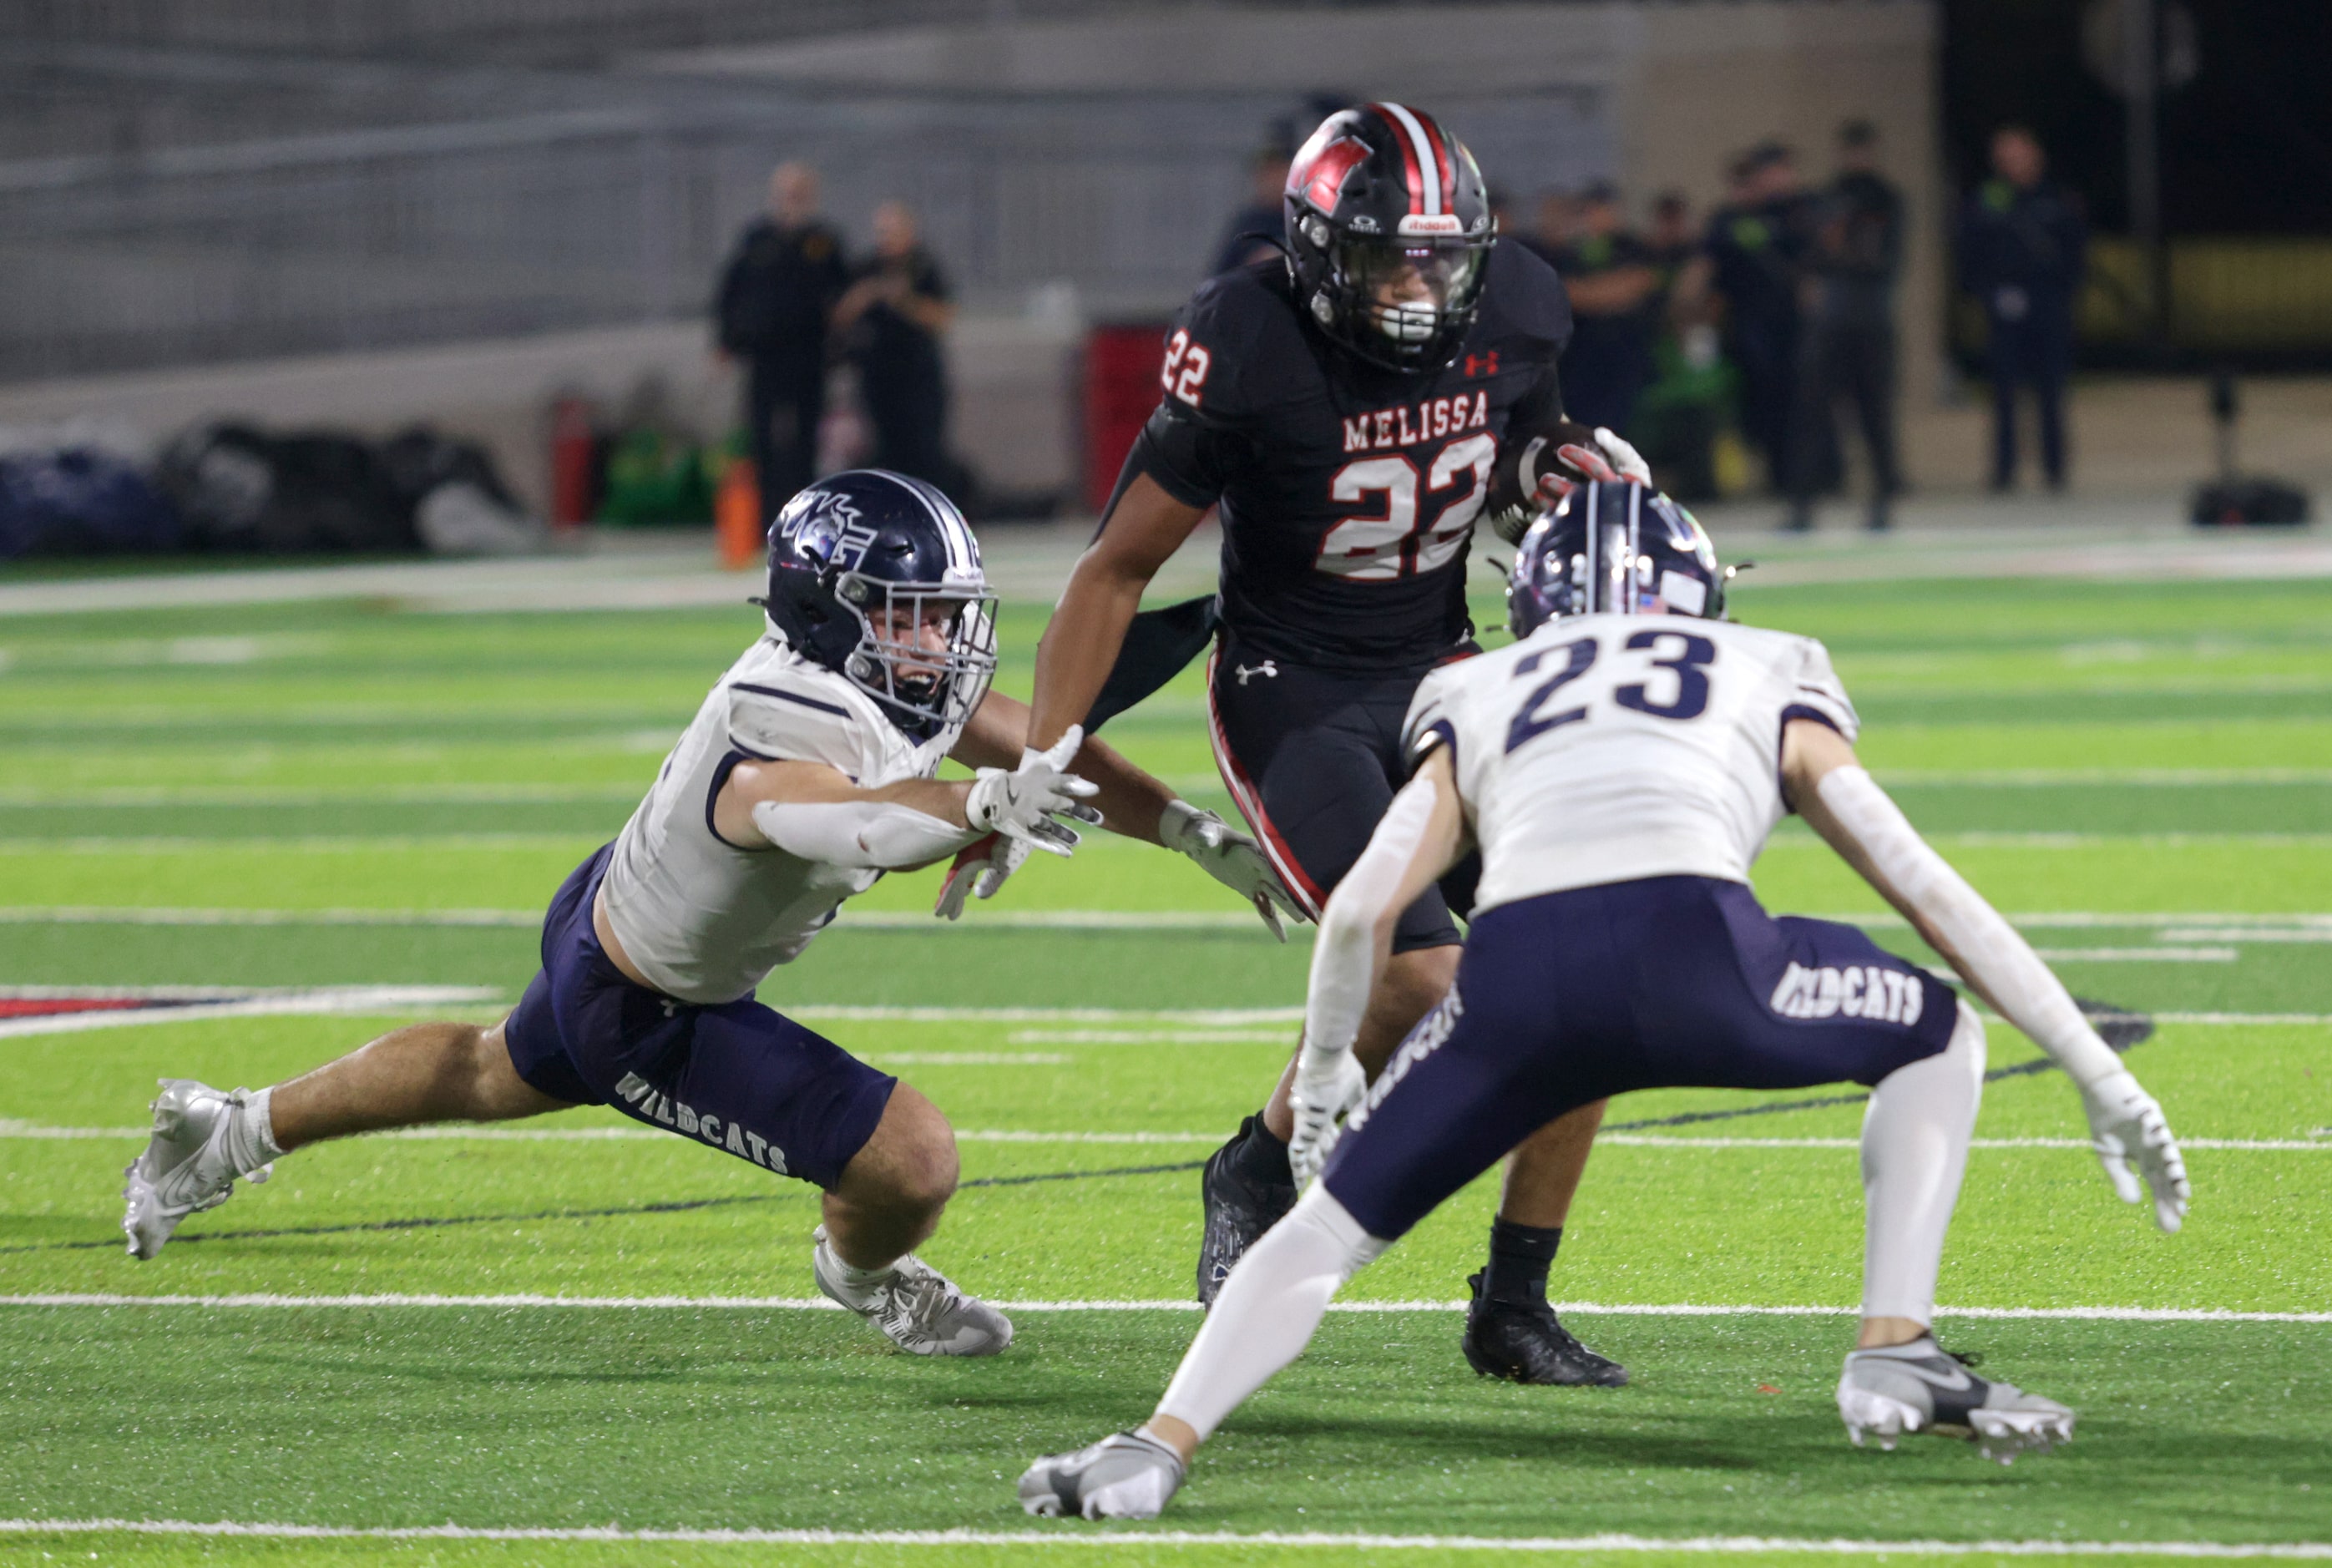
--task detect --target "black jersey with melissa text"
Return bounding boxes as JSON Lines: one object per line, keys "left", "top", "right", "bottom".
{"left": 1130, "top": 242, "right": 1571, "bottom": 671}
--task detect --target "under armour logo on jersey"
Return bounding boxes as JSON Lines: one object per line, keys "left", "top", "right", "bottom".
{"left": 1463, "top": 350, "right": 1500, "bottom": 378}
{"left": 1235, "top": 661, "right": 1278, "bottom": 685}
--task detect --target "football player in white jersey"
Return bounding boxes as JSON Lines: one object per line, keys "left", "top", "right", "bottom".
{"left": 121, "top": 470, "right": 1296, "bottom": 1358}
{"left": 1021, "top": 480, "right": 2191, "bottom": 1516}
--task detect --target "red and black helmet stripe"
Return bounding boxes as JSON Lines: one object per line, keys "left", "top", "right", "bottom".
{"left": 1372, "top": 102, "right": 1454, "bottom": 217}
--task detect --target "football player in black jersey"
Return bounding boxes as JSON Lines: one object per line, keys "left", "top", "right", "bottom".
{"left": 1026, "top": 104, "right": 1651, "bottom": 1385}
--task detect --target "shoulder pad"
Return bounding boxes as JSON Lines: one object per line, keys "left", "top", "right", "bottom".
{"left": 1475, "top": 241, "right": 1572, "bottom": 353}
{"left": 1783, "top": 635, "right": 1861, "bottom": 745}
{"left": 1400, "top": 663, "right": 1464, "bottom": 774}
{"left": 1165, "top": 261, "right": 1307, "bottom": 425}
{"left": 724, "top": 655, "right": 881, "bottom": 775}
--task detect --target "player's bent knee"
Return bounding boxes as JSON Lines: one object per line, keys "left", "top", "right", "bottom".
{"left": 842, "top": 1082, "right": 960, "bottom": 1215}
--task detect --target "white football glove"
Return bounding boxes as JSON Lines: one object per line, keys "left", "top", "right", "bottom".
{"left": 1158, "top": 799, "right": 1308, "bottom": 942}
{"left": 933, "top": 830, "right": 1032, "bottom": 919}
{"left": 1488, "top": 427, "right": 1654, "bottom": 544}
{"left": 1287, "top": 1043, "right": 1367, "bottom": 1190}
{"left": 2080, "top": 1067, "right": 2191, "bottom": 1233}
{"left": 964, "top": 726, "right": 1102, "bottom": 858}
{"left": 1586, "top": 425, "right": 1652, "bottom": 484}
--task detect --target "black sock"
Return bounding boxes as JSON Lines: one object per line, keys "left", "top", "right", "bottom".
{"left": 1483, "top": 1217, "right": 1562, "bottom": 1302}
{"left": 1231, "top": 1112, "right": 1292, "bottom": 1187}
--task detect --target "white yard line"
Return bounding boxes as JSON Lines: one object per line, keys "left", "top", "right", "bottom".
{"left": 1, "top": 1295, "right": 2326, "bottom": 1324}
{"left": 0, "top": 1522, "right": 2324, "bottom": 1558}
{"left": 0, "top": 784, "right": 645, "bottom": 807}
{"left": 1, "top": 1123, "right": 2319, "bottom": 1151}
{"left": 3, "top": 906, "right": 2329, "bottom": 934}
{"left": 1874, "top": 768, "right": 2332, "bottom": 786}
{"left": 2030, "top": 947, "right": 2238, "bottom": 962}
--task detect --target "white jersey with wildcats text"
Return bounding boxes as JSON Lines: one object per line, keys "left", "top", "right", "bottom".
{"left": 1404, "top": 614, "right": 1858, "bottom": 913}
{"left": 599, "top": 635, "right": 957, "bottom": 1004}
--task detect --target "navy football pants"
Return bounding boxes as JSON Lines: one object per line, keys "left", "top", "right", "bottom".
{"left": 1321, "top": 875, "right": 1956, "bottom": 1241}
{"left": 503, "top": 844, "right": 897, "bottom": 1191}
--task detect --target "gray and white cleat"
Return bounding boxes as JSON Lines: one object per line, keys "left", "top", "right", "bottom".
{"left": 812, "top": 1226, "right": 1012, "bottom": 1356}
{"left": 1839, "top": 1338, "right": 2075, "bottom": 1464}
{"left": 1019, "top": 1430, "right": 1186, "bottom": 1520}
{"left": 121, "top": 1079, "right": 273, "bottom": 1261}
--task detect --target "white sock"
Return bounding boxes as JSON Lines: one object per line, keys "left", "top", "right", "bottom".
{"left": 1859, "top": 999, "right": 1986, "bottom": 1325}
{"left": 1153, "top": 1186, "right": 1387, "bottom": 1443}
{"left": 226, "top": 1086, "right": 284, "bottom": 1176}
{"left": 817, "top": 1237, "right": 898, "bottom": 1303}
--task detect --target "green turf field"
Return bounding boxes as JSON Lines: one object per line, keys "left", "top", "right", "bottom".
{"left": 0, "top": 562, "right": 2327, "bottom": 1567}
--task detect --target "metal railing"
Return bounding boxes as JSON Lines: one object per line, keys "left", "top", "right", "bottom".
{"left": 0, "top": 83, "right": 1611, "bottom": 382}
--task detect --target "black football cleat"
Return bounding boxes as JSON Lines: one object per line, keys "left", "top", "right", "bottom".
{"left": 1196, "top": 1115, "right": 1295, "bottom": 1307}
{"left": 1461, "top": 1270, "right": 1630, "bottom": 1386}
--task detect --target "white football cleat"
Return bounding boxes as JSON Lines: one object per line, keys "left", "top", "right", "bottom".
{"left": 121, "top": 1079, "right": 273, "bottom": 1261}
{"left": 1839, "top": 1338, "right": 2075, "bottom": 1464}
{"left": 812, "top": 1226, "right": 1012, "bottom": 1356}
{"left": 1019, "top": 1430, "right": 1186, "bottom": 1520}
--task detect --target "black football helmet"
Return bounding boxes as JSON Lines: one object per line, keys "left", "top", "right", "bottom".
{"left": 1507, "top": 480, "right": 1725, "bottom": 637}
{"left": 1283, "top": 103, "right": 1495, "bottom": 373}
{"left": 759, "top": 470, "right": 998, "bottom": 740}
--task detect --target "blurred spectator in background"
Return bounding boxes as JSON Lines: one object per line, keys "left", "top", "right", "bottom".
{"left": 1645, "top": 191, "right": 1698, "bottom": 289}
{"left": 715, "top": 162, "right": 848, "bottom": 513}
{"left": 835, "top": 201, "right": 958, "bottom": 489}
{"left": 1518, "top": 189, "right": 1574, "bottom": 268}
{"left": 1550, "top": 180, "right": 1659, "bottom": 435}
{"left": 1211, "top": 134, "right": 1295, "bottom": 276}
{"left": 1788, "top": 119, "right": 1905, "bottom": 532}
{"left": 1960, "top": 125, "right": 2087, "bottom": 493}
{"left": 1683, "top": 143, "right": 1820, "bottom": 496}
{"left": 1632, "top": 190, "right": 1733, "bottom": 502}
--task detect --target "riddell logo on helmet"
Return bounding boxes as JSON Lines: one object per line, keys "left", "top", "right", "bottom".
{"left": 1397, "top": 213, "right": 1464, "bottom": 236}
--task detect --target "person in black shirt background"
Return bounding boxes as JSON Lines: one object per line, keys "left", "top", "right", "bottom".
{"left": 1959, "top": 126, "right": 2087, "bottom": 493}
{"left": 1550, "top": 180, "right": 1660, "bottom": 437}
{"left": 1682, "top": 144, "right": 1821, "bottom": 497}
{"left": 835, "top": 201, "right": 959, "bottom": 489}
{"left": 715, "top": 163, "right": 849, "bottom": 513}
{"left": 1210, "top": 134, "right": 1295, "bottom": 276}
{"left": 1788, "top": 120, "right": 1906, "bottom": 532}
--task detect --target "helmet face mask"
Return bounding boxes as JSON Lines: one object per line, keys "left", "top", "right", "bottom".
{"left": 761, "top": 471, "right": 999, "bottom": 740}
{"left": 1284, "top": 104, "right": 1495, "bottom": 374}
{"left": 834, "top": 573, "right": 998, "bottom": 735}
{"left": 1506, "top": 482, "right": 1725, "bottom": 638}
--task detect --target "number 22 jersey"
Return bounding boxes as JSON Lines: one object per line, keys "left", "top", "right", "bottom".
{"left": 1402, "top": 614, "right": 1860, "bottom": 913}
{"left": 1130, "top": 244, "right": 1573, "bottom": 672}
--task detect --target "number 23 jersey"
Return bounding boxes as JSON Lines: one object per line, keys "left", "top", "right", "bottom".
{"left": 1132, "top": 244, "right": 1572, "bottom": 671}
{"left": 1403, "top": 614, "right": 1859, "bottom": 913}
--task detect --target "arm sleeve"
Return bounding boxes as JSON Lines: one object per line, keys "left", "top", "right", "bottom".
{"left": 1814, "top": 766, "right": 2124, "bottom": 1090}
{"left": 1303, "top": 776, "right": 1442, "bottom": 1060}
{"left": 751, "top": 797, "right": 977, "bottom": 870}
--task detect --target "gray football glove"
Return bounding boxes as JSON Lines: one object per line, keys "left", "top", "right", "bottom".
{"left": 2080, "top": 1067, "right": 2191, "bottom": 1233}
{"left": 1159, "top": 799, "right": 1307, "bottom": 941}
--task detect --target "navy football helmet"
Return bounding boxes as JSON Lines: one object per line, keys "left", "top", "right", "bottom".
{"left": 1507, "top": 480, "right": 1724, "bottom": 637}
{"left": 759, "top": 470, "right": 997, "bottom": 740}
{"left": 1283, "top": 103, "right": 1495, "bottom": 373}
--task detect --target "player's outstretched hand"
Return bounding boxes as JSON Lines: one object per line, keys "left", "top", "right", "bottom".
{"left": 966, "top": 726, "right": 1104, "bottom": 857}
{"left": 2080, "top": 1067, "right": 2191, "bottom": 1233}
{"left": 1287, "top": 1042, "right": 1366, "bottom": 1189}
{"left": 1159, "top": 800, "right": 1307, "bottom": 941}
{"left": 933, "top": 832, "right": 1032, "bottom": 919}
